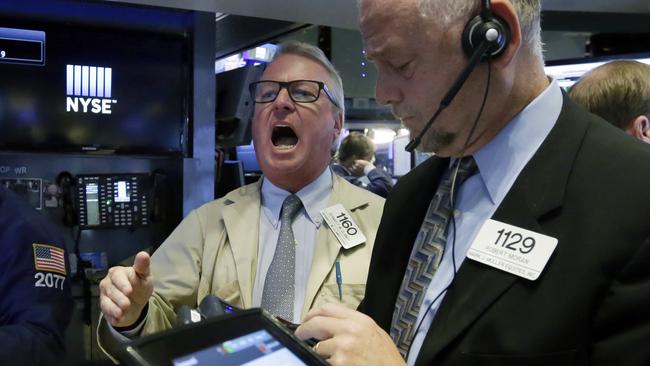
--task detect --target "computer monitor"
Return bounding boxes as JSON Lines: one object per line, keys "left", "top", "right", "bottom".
{"left": 544, "top": 53, "right": 650, "bottom": 90}
{"left": 0, "top": 19, "right": 190, "bottom": 155}
{"left": 392, "top": 135, "right": 412, "bottom": 177}
{"left": 216, "top": 64, "right": 265, "bottom": 148}
{"left": 236, "top": 142, "right": 262, "bottom": 173}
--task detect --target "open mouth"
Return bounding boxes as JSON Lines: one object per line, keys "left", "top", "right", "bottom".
{"left": 272, "top": 125, "right": 299, "bottom": 149}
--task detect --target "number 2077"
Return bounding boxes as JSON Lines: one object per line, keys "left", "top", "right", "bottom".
{"left": 34, "top": 272, "right": 66, "bottom": 290}
{"left": 494, "top": 229, "right": 535, "bottom": 254}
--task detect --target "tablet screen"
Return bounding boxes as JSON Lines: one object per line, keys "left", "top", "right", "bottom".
{"left": 172, "top": 329, "right": 307, "bottom": 366}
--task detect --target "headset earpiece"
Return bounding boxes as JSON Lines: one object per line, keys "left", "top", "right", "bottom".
{"left": 462, "top": 12, "right": 510, "bottom": 60}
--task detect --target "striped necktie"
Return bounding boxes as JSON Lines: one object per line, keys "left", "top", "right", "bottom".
{"left": 390, "top": 157, "right": 478, "bottom": 358}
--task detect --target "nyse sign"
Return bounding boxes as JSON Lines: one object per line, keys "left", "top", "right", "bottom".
{"left": 65, "top": 64, "right": 117, "bottom": 114}
{"left": 66, "top": 97, "right": 117, "bottom": 114}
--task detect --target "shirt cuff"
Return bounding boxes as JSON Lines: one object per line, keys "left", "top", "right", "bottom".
{"left": 110, "top": 304, "right": 149, "bottom": 339}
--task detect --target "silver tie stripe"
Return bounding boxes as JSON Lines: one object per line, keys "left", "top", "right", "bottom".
{"left": 390, "top": 157, "right": 478, "bottom": 358}
{"left": 261, "top": 194, "right": 303, "bottom": 320}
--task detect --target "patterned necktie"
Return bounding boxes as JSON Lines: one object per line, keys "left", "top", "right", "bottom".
{"left": 261, "top": 194, "right": 303, "bottom": 320}
{"left": 390, "top": 157, "right": 478, "bottom": 358}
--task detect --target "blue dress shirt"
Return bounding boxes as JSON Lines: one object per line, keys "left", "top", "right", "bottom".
{"left": 252, "top": 167, "right": 333, "bottom": 323}
{"left": 406, "top": 79, "right": 563, "bottom": 364}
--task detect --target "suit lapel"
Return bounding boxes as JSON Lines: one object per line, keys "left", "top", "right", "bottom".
{"left": 221, "top": 182, "right": 262, "bottom": 308}
{"left": 414, "top": 186, "right": 537, "bottom": 364}
{"left": 415, "top": 94, "right": 590, "bottom": 365}
{"left": 302, "top": 174, "right": 372, "bottom": 317}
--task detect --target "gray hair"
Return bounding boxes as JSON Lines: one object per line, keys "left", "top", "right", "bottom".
{"left": 416, "top": 0, "right": 543, "bottom": 59}
{"left": 272, "top": 41, "right": 345, "bottom": 122}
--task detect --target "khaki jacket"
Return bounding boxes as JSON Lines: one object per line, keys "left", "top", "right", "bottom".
{"left": 99, "top": 173, "right": 384, "bottom": 360}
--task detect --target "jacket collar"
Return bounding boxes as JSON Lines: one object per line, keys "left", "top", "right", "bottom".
{"left": 220, "top": 173, "right": 375, "bottom": 313}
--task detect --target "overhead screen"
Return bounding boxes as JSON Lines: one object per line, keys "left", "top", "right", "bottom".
{"left": 0, "top": 18, "right": 190, "bottom": 155}
{"left": 216, "top": 64, "right": 265, "bottom": 148}
{"left": 545, "top": 53, "right": 650, "bottom": 90}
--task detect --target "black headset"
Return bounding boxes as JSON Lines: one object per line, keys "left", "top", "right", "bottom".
{"left": 462, "top": 0, "right": 511, "bottom": 60}
{"left": 405, "top": 0, "right": 511, "bottom": 152}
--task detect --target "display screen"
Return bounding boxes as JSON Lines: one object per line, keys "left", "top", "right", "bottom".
{"left": 172, "top": 330, "right": 307, "bottom": 366}
{"left": 85, "top": 182, "right": 99, "bottom": 226}
{"left": 545, "top": 53, "right": 650, "bottom": 89}
{"left": 114, "top": 180, "right": 130, "bottom": 203}
{"left": 76, "top": 174, "right": 149, "bottom": 228}
{"left": 0, "top": 19, "right": 189, "bottom": 155}
{"left": 1, "top": 178, "right": 42, "bottom": 209}
{"left": 236, "top": 142, "right": 261, "bottom": 173}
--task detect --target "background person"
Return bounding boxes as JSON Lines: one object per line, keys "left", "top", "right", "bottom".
{"left": 332, "top": 132, "right": 393, "bottom": 198}
{"left": 569, "top": 60, "right": 650, "bottom": 143}
{"left": 97, "top": 41, "right": 384, "bottom": 361}
{"left": 0, "top": 185, "right": 73, "bottom": 365}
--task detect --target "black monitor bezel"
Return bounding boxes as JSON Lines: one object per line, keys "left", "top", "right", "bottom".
{"left": 0, "top": 16, "right": 192, "bottom": 157}
{"left": 123, "top": 308, "right": 328, "bottom": 366}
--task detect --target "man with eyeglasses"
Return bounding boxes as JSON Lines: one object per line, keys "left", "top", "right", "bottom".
{"left": 97, "top": 41, "right": 385, "bottom": 360}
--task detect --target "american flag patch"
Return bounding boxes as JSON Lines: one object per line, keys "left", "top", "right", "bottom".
{"left": 33, "top": 244, "right": 67, "bottom": 275}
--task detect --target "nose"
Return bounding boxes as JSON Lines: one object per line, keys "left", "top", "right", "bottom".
{"left": 375, "top": 70, "right": 403, "bottom": 107}
{"left": 272, "top": 87, "right": 296, "bottom": 112}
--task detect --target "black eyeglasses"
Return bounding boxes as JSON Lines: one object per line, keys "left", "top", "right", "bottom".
{"left": 249, "top": 79, "right": 340, "bottom": 108}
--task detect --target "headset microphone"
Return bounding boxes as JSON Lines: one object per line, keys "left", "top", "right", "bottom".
{"left": 404, "top": 0, "right": 510, "bottom": 153}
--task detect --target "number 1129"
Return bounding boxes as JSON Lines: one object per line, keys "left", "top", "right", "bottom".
{"left": 494, "top": 229, "right": 535, "bottom": 254}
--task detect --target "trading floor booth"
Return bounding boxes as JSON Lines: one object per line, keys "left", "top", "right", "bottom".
{"left": 2, "top": 0, "right": 649, "bottom": 364}
{"left": 0, "top": 0, "right": 215, "bottom": 364}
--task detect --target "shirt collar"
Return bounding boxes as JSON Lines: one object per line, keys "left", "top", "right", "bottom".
{"left": 473, "top": 78, "right": 563, "bottom": 204}
{"left": 260, "top": 167, "right": 333, "bottom": 228}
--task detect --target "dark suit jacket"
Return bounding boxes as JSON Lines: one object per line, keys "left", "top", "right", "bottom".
{"left": 331, "top": 164, "right": 393, "bottom": 198}
{"left": 360, "top": 96, "right": 650, "bottom": 366}
{"left": 0, "top": 186, "right": 73, "bottom": 365}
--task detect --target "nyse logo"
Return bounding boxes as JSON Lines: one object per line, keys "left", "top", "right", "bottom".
{"left": 65, "top": 65, "right": 117, "bottom": 114}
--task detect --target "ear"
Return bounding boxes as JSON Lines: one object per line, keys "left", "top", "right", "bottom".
{"left": 489, "top": 0, "right": 522, "bottom": 69}
{"left": 628, "top": 115, "right": 650, "bottom": 143}
{"left": 333, "top": 111, "right": 344, "bottom": 139}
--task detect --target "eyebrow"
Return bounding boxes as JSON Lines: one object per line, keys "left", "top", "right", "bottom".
{"left": 363, "top": 44, "right": 386, "bottom": 63}
{"left": 362, "top": 33, "right": 396, "bottom": 63}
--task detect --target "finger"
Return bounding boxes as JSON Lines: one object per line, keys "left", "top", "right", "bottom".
{"left": 100, "top": 294, "right": 124, "bottom": 321}
{"left": 103, "top": 281, "right": 132, "bottom": 310}
{"left": 110, "top": 267, "right": 134, "bottom": 295}
{"left": 103, "top": 313, "right": 116, "bottom": 325}
{"left": 132, "top": 251, "right": 151, "bottom": 278}
{"left": 295, "top": 315, "right": 348, "bottom": 341}
{"left": 312, "top": 338, "right": 335, "bottom": 359}
{"left": 303, "top": 302, "right": 358, "bottom": 322}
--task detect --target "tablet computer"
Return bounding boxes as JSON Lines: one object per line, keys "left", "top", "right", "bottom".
{"left": 121, "top": 308, "right": 326, "bottom": 366}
